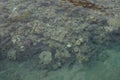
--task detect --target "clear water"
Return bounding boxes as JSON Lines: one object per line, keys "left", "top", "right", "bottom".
{"left": 0, "top": 45, "right": 120, "bottom": 80}
{"left": 0, "top": 0, "right": 120, "bottom": 80}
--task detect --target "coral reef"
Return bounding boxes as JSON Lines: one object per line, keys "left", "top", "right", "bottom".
{"left": 0, "top": 0, "right": 120, "bottom": 70}
{"left": 39, "top": 51, "right": 52, "bottom": 65}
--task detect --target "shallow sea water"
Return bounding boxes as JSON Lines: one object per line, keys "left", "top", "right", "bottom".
{"left": 0, "top": 0, "right": 120, "bottom": 80}
{"left": 0, "top": 44, "right": 120, "bottom": 80}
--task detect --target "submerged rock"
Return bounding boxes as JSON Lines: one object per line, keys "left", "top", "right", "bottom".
{"left": 7, "top": 49, "right": 17, "bottom": 60}
{"left": 39, "top": 51, "right": 52, "bottom": 65}
{"left": 55, "top": 49, "right": 71, "bottom": 59}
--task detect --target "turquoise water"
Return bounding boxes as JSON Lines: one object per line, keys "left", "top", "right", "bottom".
{"left": 0, "top": 0, "right": 120, "bottom": 80}
{"left": 0, "top": 43, "right": 120, "bottom": 80}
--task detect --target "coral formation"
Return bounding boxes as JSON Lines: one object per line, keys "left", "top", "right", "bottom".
{"left": 7, "top": 49, "right": 17, "bottom": 60}
{"left": 39, "top": 51, "right": 52, "bottom": 65}
{"left": 0, "top": 0, "right": 120, "bottom": 70}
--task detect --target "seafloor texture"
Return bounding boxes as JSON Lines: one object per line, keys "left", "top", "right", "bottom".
{"left": 0, "top": 0, "right": 120, "bottom": 80}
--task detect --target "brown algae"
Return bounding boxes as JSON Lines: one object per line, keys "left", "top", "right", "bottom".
{"left": 61, "top": 0, "right": 112, "bottom": 11}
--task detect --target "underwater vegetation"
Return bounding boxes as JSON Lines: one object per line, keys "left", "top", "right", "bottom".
{"left": 61, "top": 0, "right": 112, "bottom": 11}
{"left": 60, "top": 0, "right": 118, "bottom": 16}
{"left": 0, "top": 0, "right": 120, "bottom": 70}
